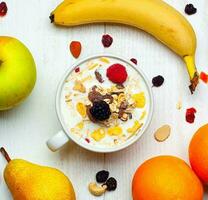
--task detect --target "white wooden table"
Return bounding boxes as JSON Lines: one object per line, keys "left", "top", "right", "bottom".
{"left": 0, "top": 0, "right": 208, "bottom": 199}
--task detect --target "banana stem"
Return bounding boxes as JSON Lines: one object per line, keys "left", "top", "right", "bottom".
{"left": 0, "top": 147, "right": 11, "bottom": 162}
{"left": 184, "top": 56, "right": 199, "bottom": 94}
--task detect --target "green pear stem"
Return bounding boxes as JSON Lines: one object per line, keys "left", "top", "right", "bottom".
{"left": 0, "top": 147, "right": 11, "bottom": 162}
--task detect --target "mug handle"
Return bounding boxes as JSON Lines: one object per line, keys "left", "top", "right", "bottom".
{"left": 47, "top": 130, "right": 69, "bottom": 152}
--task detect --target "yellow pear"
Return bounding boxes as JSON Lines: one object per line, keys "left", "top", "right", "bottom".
{"left": 0, "top": 147, "right": 76, "bottom": 200}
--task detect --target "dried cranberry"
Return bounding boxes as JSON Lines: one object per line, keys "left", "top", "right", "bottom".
{"left": 200, "top": 72, "right": 208, "bottom": 83}
{"left": 130, "top": 58, "right": 138, "bottom": 65}
{"left": 185, "top": 4, "right": 197, "bottom": 15}
{"left": 0, "top": 2, "right": 7, "bottom": 17}
{"left": 152, "top": 75, "right": 164, "bottom": 87}
{"left": 186, "top": 107, "right": 197, "bottom": 124}
{"left": 75, "top": 67, "right": 80, "bottom": 73}
{"left": 102, "top": 34, "right": 113, "bottom": 48}
{"left": 85, "top": 138, "right": 90, "bottom": 143}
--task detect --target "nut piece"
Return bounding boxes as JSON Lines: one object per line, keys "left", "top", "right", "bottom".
{"left": 154, "top": 124, "right": 171, "bottom": 142}
{"left": 88, "top": 182, "right": 107, "bottom": 196}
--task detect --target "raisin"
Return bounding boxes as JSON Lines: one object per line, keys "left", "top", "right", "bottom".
{"left": 104, "top": 177, "right": 117, "bottom": 191}
{"left": 96, "top": 170, "right": 109, "bottom": 183}
{"left": 102, "top": 34, "right": 113, "bottom": 48}
{"left": 185, "top": 4, "right": 197, "bottom": 15}
{"left": 130, "top": 58, "right": 137, "bottom": 65}
{"left": 152, "top": 75, "right": 164, "bottom": 87}
{"left": 0, "top": 2, "right": 7, "bottom": 17}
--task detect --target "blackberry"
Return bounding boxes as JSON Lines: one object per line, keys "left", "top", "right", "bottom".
{"left": 96, "top": 170, "right": 109, "bottom": 183}
{"left": 104, "top": 177, "right": 117, "bottom": 191}
{"left": 90, "top": 101, "right": 111, "bottom": 121}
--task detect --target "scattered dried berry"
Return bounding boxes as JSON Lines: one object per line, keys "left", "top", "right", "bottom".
{"left": 89, "top": 100, "right": 111, "bottom": 121}
{"left": 152, "top": 75, "right": 164, "bottom": 87}
{"left": 95, "top": 70, "right": 104, "bottom": 83}
{"left": 75, "top": 67, "right": 80, "bottom": 73}
{"left": 185, "top": 4, "right": 197, "bottom": 15}
{"left": 102, "top": 34, "right": 113, "bottom": 48}
{"left": 0, "top": 2, "right": 7, "bottom": 17}
{"left": 104, "top": 177, "right": 117, "bottom": 191}
{"left": 96, "top": 170, "right": 109, "bottom": 183}
{"left": 186, "top": 107, "right": 197, "bottom": 124}
{"left": 107, "top": 64, "right": 128, "bottom": 84}
{"left": 200, "top": 71, "right": 208, "bottom": 83}
{"left": 85, "top": 138, "right": 90, "bottom": 143}
{"left": 70, "top": 41, "right": 81, "bottom": 58}
{"left": 130, "top": 58, "right": 137, "bottom": 65}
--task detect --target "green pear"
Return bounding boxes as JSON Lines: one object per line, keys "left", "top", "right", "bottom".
{"left": 0, "top": 147, "right": 76, "bottom": 200}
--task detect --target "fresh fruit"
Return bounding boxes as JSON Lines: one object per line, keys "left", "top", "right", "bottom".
{"left": 50, "top": 0, "right": 199, "bottom": 93}
{"left": 89, "top": 100, "right": 111, "bottom": 121}
{"left": 0, "top": 36, "right": 36, "bottom": 110}
{"left": 132, "top": 156, "right": 203, "bottom": 200}
{"left": 189, "top": 124, "right": 208, "bottom": 184}
{"left": 96, "top": 170, "right": 109, "bottom": 183}
{"left": 70, "top": 41, "right": 81, "bottom": 58}
{"left": 0, "top": 147, "right": 76, "bottom": 200}
{"left": 106, "top": 64, "right": 128, "bottom": 84}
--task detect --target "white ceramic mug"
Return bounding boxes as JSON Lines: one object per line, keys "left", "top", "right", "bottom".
{"left": 47, "top": 54, "right": 154, "bottom": 153}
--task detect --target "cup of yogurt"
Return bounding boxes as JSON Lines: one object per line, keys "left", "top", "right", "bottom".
{"left": 47, "top": 54, "right": 153, "bottom": 153}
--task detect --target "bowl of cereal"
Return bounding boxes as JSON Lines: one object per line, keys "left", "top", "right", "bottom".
{"left": 47, "top": 54, "right": 153, "bottom": 153}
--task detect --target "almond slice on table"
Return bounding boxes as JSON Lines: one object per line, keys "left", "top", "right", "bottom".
{"left": 154, "top": 125, "right": 171, "bottom": 142}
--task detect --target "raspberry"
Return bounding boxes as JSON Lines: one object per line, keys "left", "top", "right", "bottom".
{"left": 89, "top": 101, "right": 111, "bottom": 121}
{"left": 106, "top": 64, "right": 128, "bottom": 84}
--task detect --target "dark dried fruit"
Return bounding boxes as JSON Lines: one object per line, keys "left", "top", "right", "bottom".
{"left": 186, "top": 107, "right": 197, "bottom": 124}
{"left": 75, "top": 67, "right": 80, "bottom": 73}
{"left": 102, "top": 34, "right": 113, "bottom": 48}
{"left": 104, "top": 177, "right": 117, "bottom": 191}
{"left": 0, "top": 2, "right": 7, "bottom": 17}
{"left": 96, "top": 170, "right": 109, "bottom": 183}
{"left": 130, "top": 58, "right": 137, "bottom": 65}
{"left": 185, "top": 4, "right": 197, "bottom": 15}
{"left": 152, "top": 75, "right": 164, "bottom": 87}
{"left": 95, "top": 70, "right": 104, "bottom": 83}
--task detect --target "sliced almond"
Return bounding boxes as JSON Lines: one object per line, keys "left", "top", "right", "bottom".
{"left": 154, "top": 125, "right": 171, "bottom": 142}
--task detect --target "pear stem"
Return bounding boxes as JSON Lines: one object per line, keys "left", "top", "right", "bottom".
{"left": 0, "top": 147, "right": 11, "bottom": 162}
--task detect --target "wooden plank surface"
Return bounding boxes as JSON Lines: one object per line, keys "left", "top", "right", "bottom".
{"left": 0, "top": 0, "right": 208, "bottom": 199}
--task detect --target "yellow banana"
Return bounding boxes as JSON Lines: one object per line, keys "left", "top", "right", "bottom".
{"left": 50, "top": 0, "right": 199, "bottom": 93}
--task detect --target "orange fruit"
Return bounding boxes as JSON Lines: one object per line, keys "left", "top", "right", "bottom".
{"left": 132, "top": 156, "right": 203, "bottom": 200}
{"left": 189, "top": 124, "right": 208, "bottom": 184}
